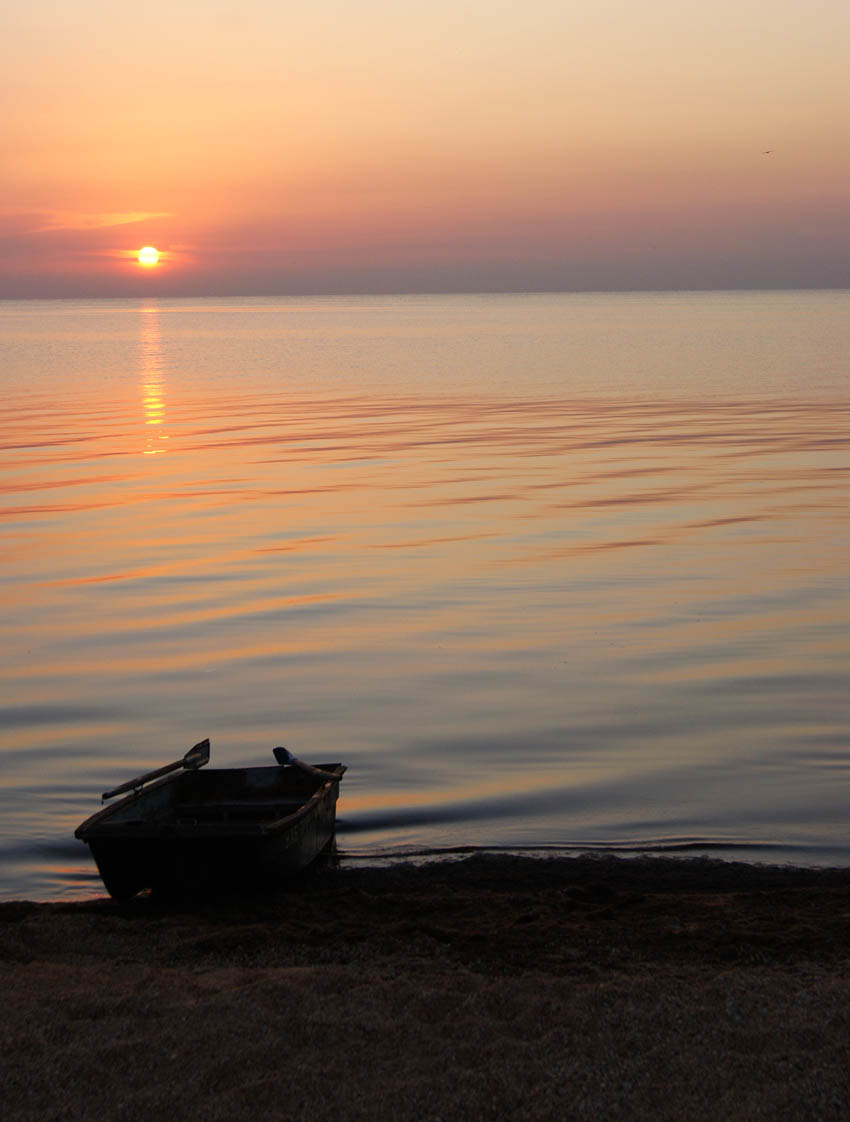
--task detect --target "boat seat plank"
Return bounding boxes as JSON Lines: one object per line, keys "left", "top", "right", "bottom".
{"left": 174, "top": 801, "right": 304, "bottom": 822}
{"left": 175, "top": 800, "right": 304, "bottom": 812}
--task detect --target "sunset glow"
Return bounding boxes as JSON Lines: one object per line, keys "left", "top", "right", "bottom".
{"left": 1, "top": 1, "right": 848, "bottom": 296}
{"left": 137, "top": 247, "right": 159, "bottom": 267}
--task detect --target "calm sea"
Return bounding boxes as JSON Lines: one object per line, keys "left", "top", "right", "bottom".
{"left": 1, "top": 292, "right": 848, "bottom": 900}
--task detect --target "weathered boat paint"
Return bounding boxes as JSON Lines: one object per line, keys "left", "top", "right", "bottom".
{"left": 75, "top": 746, "right": 345, "bottom": 900}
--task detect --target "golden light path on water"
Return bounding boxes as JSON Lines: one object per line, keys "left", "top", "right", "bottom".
{"left": 0, "top": 293, "right": 848, "bottom": 898}
{"left": 140, "top": 303, "right": 168, "bottom": 455}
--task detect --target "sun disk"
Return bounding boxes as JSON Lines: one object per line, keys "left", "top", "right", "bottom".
{"left": 138, "top": 246, "right": 159, "bottom": 266}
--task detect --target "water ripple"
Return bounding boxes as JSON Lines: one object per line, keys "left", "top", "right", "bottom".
{"left": 1, "top": 293, "right": 849, "bottom": 898}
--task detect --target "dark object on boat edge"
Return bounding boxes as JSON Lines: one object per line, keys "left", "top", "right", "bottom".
{"left": 74, "top": 739, "right": 346, "bottom": 900}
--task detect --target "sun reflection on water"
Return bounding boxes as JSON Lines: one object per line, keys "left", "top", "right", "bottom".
{"left": 140, "top": 302, "right": 167, "bottom": 454}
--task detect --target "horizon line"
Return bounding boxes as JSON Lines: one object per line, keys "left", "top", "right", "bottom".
{"left": 2, "top": 284, "right": 849, "bottom": 303}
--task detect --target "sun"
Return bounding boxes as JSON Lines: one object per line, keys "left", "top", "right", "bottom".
{"left": 137, "top": 246, "right": 159, "bottom": 267}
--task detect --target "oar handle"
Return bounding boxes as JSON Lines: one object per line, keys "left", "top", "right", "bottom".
{"left": 274, "top": 746, "right": 340, "bottom": 781}
{"left": 102, "top": 738, "right": 210, "bottom": 800}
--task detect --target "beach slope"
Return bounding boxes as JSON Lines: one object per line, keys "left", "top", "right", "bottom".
{"left": 3, "top": 854, "right": 850, "bottom": 1121}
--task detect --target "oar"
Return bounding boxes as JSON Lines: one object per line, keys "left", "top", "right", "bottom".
{"left": 101, "top": 738, "right": 211, "bottom": 800}
{"left": 274, "top": 746, "right": 340, "bottom": 781}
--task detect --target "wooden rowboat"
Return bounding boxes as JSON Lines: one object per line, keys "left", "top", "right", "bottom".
{"left": 74, "top": 739, "right": 346, "bottom": 900}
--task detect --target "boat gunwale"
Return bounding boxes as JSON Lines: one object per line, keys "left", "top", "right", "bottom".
{"left": 74, "top": 763, "right": 345, "bottom": 841}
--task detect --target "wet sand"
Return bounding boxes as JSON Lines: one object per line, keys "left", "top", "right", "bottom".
{"left": 3, "top": 854, "right": 850, "bottom": 1121}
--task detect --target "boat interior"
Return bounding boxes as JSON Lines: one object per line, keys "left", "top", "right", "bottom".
{"left": 97, "top": 764, "right": 343, "bottom": 828}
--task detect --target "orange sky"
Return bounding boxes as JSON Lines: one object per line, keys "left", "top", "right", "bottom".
{"left": 2, "top": 0, "right": 848, "bottom": 295}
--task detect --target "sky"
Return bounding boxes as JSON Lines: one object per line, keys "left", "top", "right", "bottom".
{"left": 1, "top": 0, "right": 848, "bottom": 296}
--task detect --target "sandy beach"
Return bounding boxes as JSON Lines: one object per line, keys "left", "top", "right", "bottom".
{"left": 3, "top": 854, "right": 850, "bottom": 1121}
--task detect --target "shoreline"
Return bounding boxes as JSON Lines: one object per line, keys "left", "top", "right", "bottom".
{"left": 4, "top": 853, "right": 850, "bottom": 1120}
{"left": 11, "top": 839, "right": 850, "bottom": 909}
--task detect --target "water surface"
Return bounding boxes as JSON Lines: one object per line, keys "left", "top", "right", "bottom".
{"left": 1, "top": 292, "right": 848, "bottom": 898}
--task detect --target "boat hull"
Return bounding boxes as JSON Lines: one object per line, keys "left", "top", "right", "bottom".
{"left": 76, "top": 761, "right": 344, "bottom": 900}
